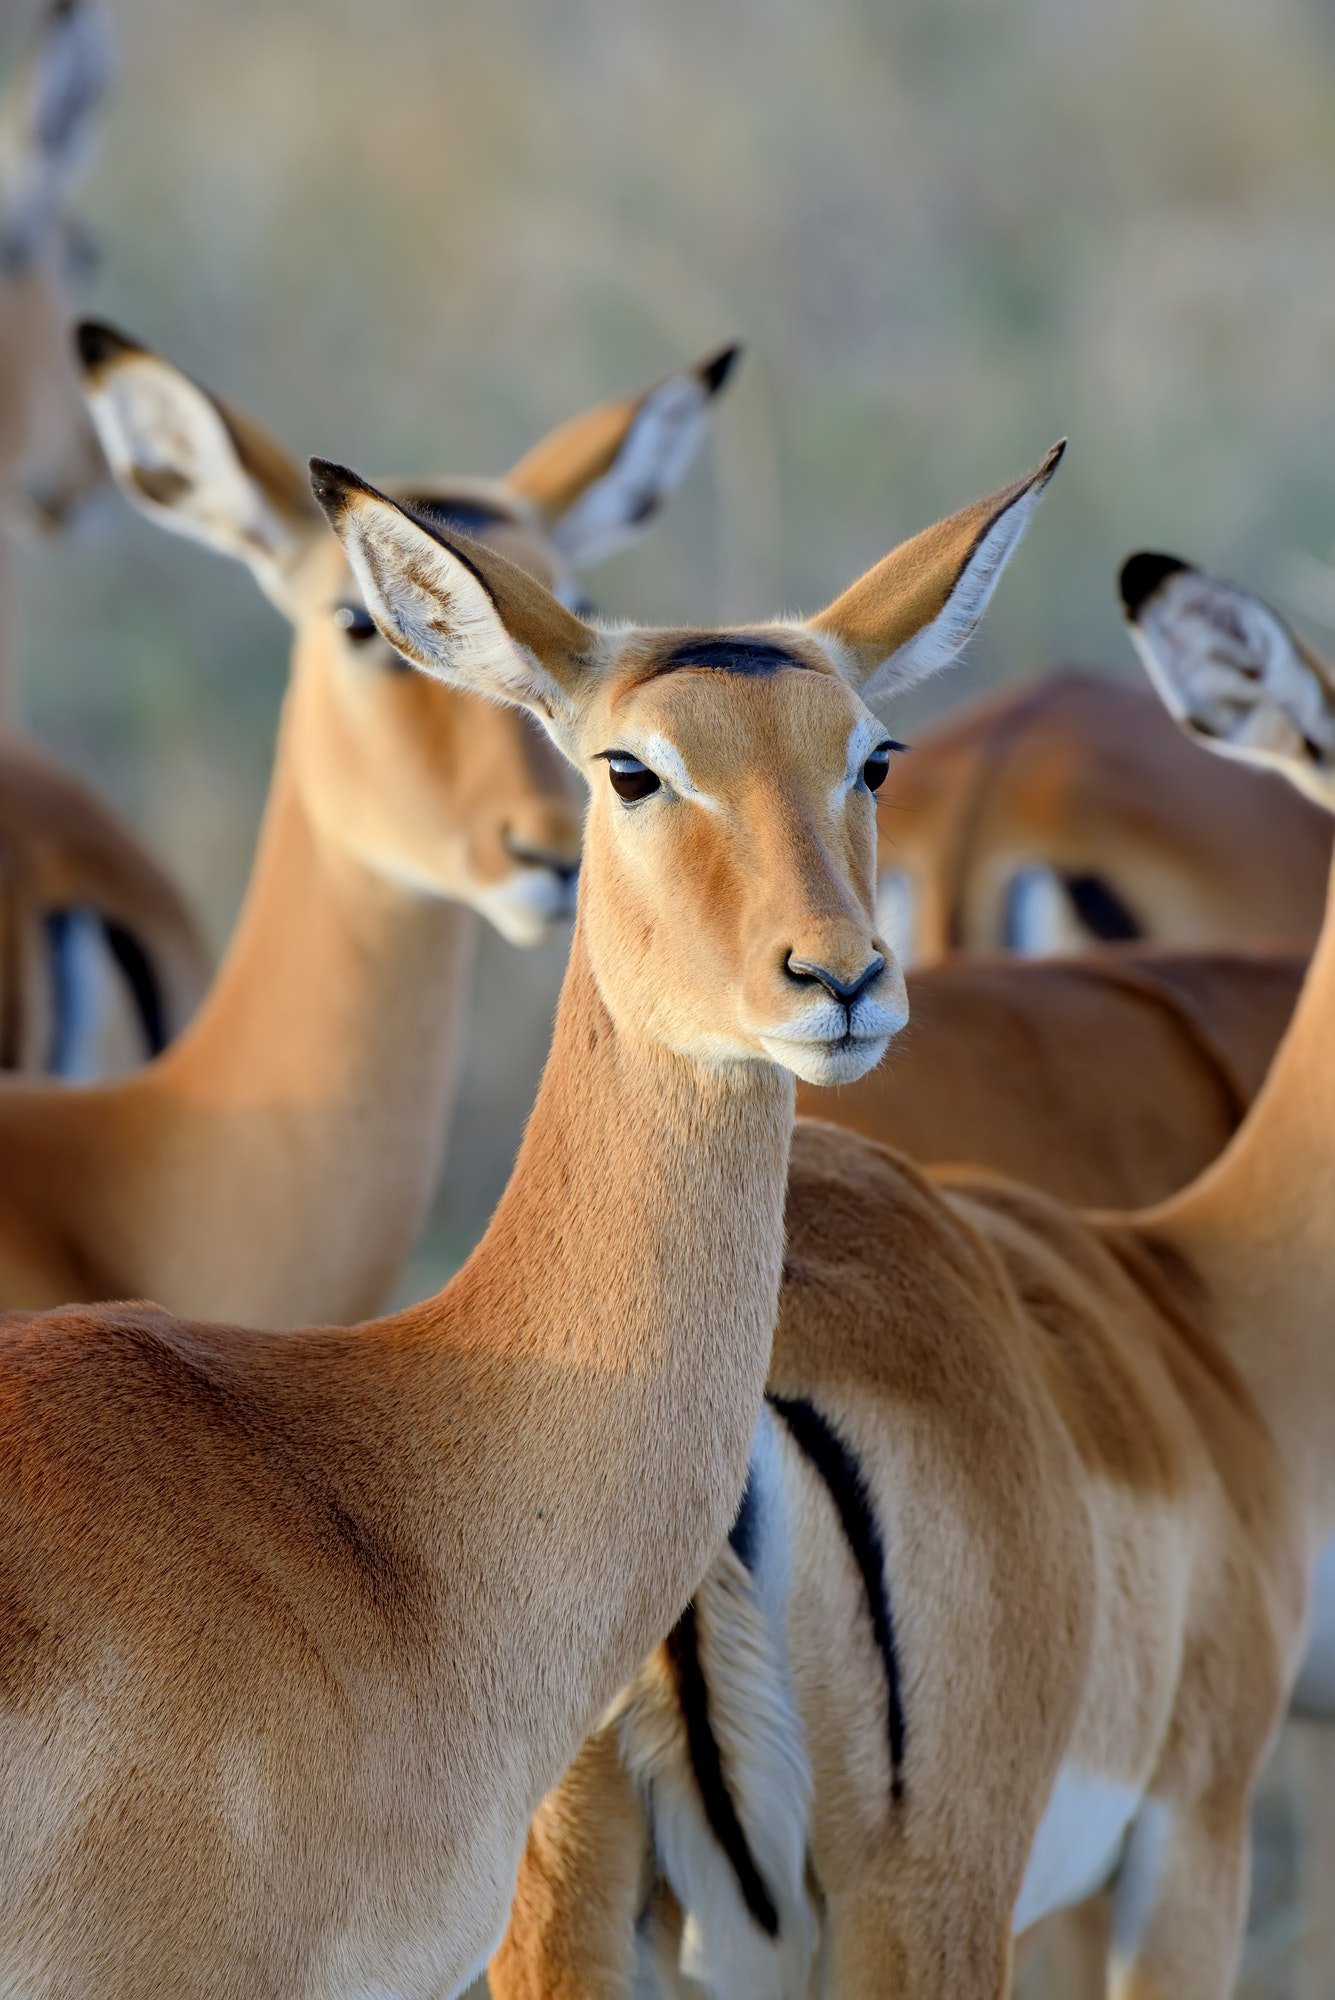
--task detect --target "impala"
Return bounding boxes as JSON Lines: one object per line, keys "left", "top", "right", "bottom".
{"left": 878, "top": 665, "right": 1329, "bottom": 965}
{"left": 496, "top": 555, "right": 1335, "bottom": 2000}
{"left": 0, "top": 0, "right": 210, "bottom": 1070}
{"left": 0, "top": 443, "right": 1058, "bottom": 1998}
{"left": 0, "top": 318, "right": 737, "bottom": 1324}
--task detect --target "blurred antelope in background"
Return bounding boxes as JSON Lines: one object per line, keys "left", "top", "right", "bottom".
{"left": 0, "top": 0, "right": 210, "bottom": 1071}
{"left": 878, "top": 666, "right": 1330, "bottom": 966}
{"left": 0, "top": 440, "right": 1052, "bottom": 1998}
{"left": 497, "top": 553, "right": 1335, "bottom": 2000}
{"left": 0, "top": 322, "right": 737, "bottom": 1324}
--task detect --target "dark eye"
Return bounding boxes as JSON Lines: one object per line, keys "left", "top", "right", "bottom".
{"left": 602, "top": 753, "right": 662, "bottom": 804}
{"left": 862, "top": 740, "right": 905, "bottom": 793}
{"left": 335, "top": 602, "right": 380, "bottom": 647}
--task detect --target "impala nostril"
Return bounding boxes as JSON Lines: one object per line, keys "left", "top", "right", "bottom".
{"left": 784, "top": 952, "right": 885, "bottom": 1006}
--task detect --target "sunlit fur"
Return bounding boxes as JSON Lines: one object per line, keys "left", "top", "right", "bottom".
{"left": 0, "top": 324, "right": 732, "bottom": 1324}
{"left": 496, "top": 563, "right": 1335, "bottom": 2000}
{"left": 0, "top": 451, "right": 1053, "bottom": 1997}
{"left": 0, "top": 1, "right": 209, "bottom": 1071}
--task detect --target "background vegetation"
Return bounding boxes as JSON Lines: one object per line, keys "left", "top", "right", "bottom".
{"left": 6, "top": 1, "right": 1335, "bottom": 1989}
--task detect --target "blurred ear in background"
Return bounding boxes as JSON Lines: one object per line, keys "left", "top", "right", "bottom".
{"left": 0, "top": 0, "right": 113, "bottom": 265}
{"left": 507, "top": 342, "right": 741, "bottom": 569}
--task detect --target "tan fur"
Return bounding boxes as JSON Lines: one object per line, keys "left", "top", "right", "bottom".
{"left": 0, "top": 319, "right": 744, "bottom": 1322}
{"left": 0, "top": 3, "right": 210, "bottom": 1069}
{"left": 0, "top": 330, "right": 603, "bottom": 1323}
{"left": 879, "top": 669, "right": 1330, "bottom": 962}
{"left": 798, "top": 944, "right": 1301, "bottom": 1206}
{"left": 0, "top": 453, "right": 1053, "bottom": 1996}
{"left": 497, "top": 565, "right": 1335, "bottom": 2000}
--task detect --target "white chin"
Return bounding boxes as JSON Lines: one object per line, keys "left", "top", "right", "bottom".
{"left": 760, "top": 1035, "right": 891, "bottom": 1087}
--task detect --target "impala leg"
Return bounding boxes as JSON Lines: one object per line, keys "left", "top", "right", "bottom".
{"left": 1107, "top": 1802, "right": 1249, "bottom": 2000}
{"left": 824, "top": 1846, "right": 1013, "bottom": 1999}
{"left": 490, "top": 1727, "right": 649, "bottom": 2000}
{"left": 1013, "top": 1895, "right": 1110, "bottom": 2000}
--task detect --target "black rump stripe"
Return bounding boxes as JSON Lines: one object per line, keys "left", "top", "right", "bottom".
{"left": 664, "top": 1605, "right": 781, "bottom": 1939}
{"left": 767, "top": 1393, "right": 907, "bottom": 1803}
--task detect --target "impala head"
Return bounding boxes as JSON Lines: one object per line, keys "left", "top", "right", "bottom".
{"left": 76, "top": 322, "right": 739, "bottom": 944}
{"left": 0, "top": 0, "right": 111, "bottom": 531}
{"left": 1122, "top": 552, "right": 1335, "bottom": 812}
{"left": 315, "top": 442, "right": 1063, "bottom": 1082}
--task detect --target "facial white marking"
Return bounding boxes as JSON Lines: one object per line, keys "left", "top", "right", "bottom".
{"left": 550, "top": 372, "right": 717, "bottom": 569}
{"left": 639, "top": 732, "right": 720, "bottom": 809}
{"left": 827, "top": 716, "right": 886, "bottom": 818}
{"left": 1293, "top": 1533, "right": 1335, "bottom": 1717}
{"left": 1013, "top": 1766, "right": 1143, "bottom": 1936}
{"left": 1110, "top": 1800, "right": 1172, "bottom": 1971}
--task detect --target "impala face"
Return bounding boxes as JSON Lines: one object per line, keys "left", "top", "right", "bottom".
{"left": 574, "top": 633, "right": 904, "bottom": 1081}
{"left": 318, "top": 438, "right": 1063, "bottom": 1084}
{"left": 281, "top": 529, "right": 581, "bottom": 946}
{"left": 76, "top": 324, "right": 741, "bottom": 946}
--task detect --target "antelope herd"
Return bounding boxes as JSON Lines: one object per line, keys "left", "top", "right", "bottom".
{"left": 0, "top": 3, "right": 1333, "bottom": 1998}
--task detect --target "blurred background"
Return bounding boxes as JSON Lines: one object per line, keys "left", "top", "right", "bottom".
{"left": 6, "top": 2, "right": 1335, "bottom": 1988}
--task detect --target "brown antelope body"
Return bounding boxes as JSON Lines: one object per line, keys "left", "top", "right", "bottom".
{"left": 0, "top": 447, "right": 1058, "bottom": 1997}
{"left": 0, "top": 321, "right": 740, "bottom": 1324}
{"left": 496, "top": 555, "right": 1335, "bottom": 2000}
{"left": 879, "top": 666, "right": 1330, "bottom": 965}
{"left": 800, "top": 942, "right": 1302, "bottom": 1207}
{"left": 0, "top": 0, "right": 212, "bottom": 1071}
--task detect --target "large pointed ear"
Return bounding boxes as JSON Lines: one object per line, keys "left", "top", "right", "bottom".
{"left": 504, "top": 343, "right": 741, "bottom": 570}
{"left": 1121, "top": 552, "right": 1335, "bottom": 801}
{"left": 0, "top": 0, "right": 113, "bottom": 258}
{"left": 311, "top": 459, "right": 598, "bottom": 736}
{"left": 75, "top": 320, "right": 324, "bottom": 609}
{"left": 812, "top": 441, "right": 1064, "bottom": 706}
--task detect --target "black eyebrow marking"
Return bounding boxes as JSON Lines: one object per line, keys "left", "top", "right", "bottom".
{"left": 652, "top": 636, "right": 812, "bottom": 679}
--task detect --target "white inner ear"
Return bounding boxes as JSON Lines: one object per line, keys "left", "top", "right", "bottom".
{"left": 1130, "top": 572, "right": 1335, "bottom": 767}
{"left": 85, "top": 359, "right": 293, "bottom": 569}
{"left": 549, "top": 373, "right": 713, "bottom": 569}
{"left": 868, "top": 477, "right": 1050, "bottom": 702}
{"left": 340, "top": 499, "right": 569, "bottom": 721}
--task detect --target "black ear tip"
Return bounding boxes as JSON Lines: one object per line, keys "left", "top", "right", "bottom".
{"left": 75, "top": 319, "right": 139, "bottom": 373}
{"left": 699, "top": 343, "right": 743, "bottom": 396}
{"left": 1120, "top": 551, "right": 1189, "bottom": 617}
{"left": 308, "top": 457, "right": 387, "bottom": 524}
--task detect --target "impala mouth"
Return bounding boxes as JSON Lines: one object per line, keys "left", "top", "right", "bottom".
{"left": 478, "top": 862, "right": 579, "bottom": 946}
{"left": 758, "top": 988, "right": 907, "bottom": 1086}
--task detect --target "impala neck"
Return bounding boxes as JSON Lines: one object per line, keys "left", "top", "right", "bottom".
{"left": 1154, "top": 857, "right": 1335, "bottom": 1526}
{"left": 412, "top": 922, "right": 794, "bottom": 1755}
{"left": 133, "top": 691, "right": 478, "bottom": 1323}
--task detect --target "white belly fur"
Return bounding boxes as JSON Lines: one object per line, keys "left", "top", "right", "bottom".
{"left": 1013, "top": 1766, "right": 1143, "bottom": 1935}
{"left": 1293, "top": 1533, "right": 1335, "bottom": 1717}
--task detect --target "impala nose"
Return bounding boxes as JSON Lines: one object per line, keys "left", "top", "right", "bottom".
{"left": 784, "top": 952, "right": 886, "bottom": 1006}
